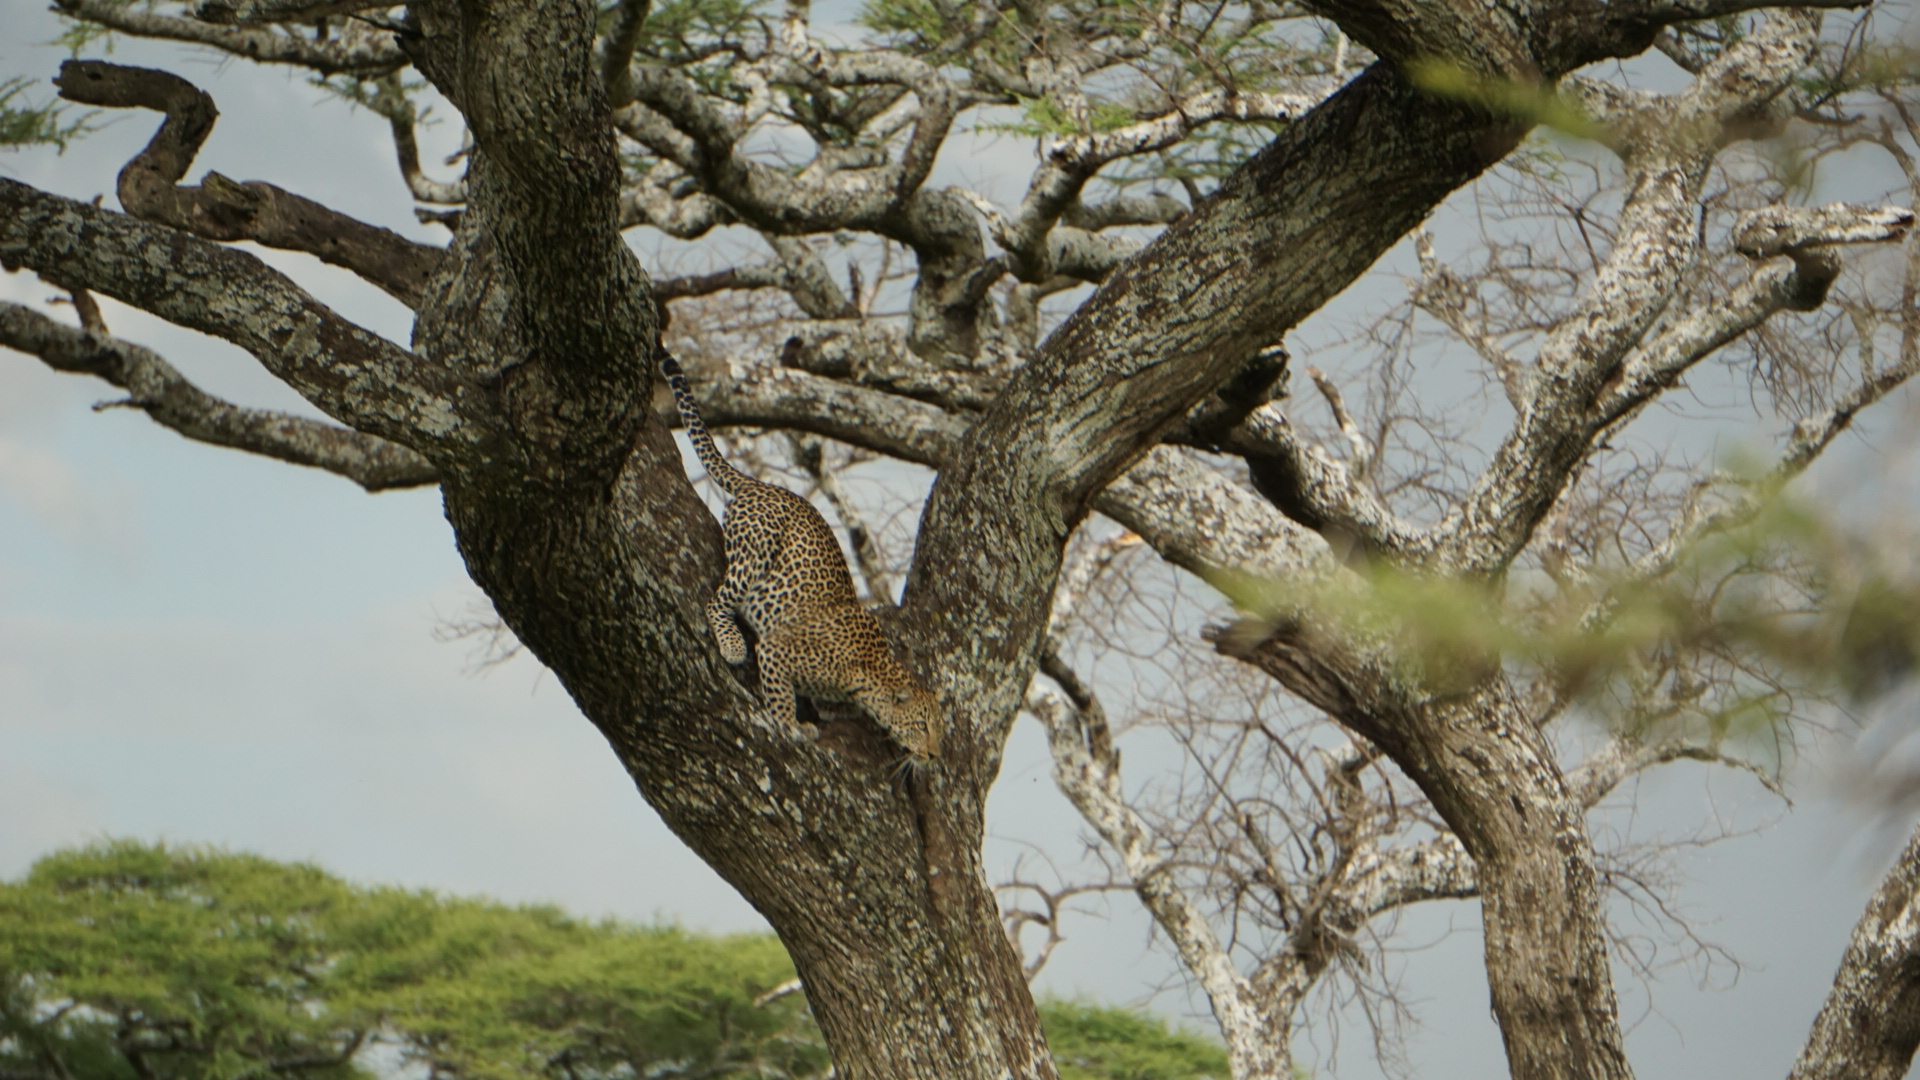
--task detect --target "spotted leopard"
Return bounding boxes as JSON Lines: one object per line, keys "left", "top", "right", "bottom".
{"left": 661, "top": 351, "right": 943, "bottom": 765}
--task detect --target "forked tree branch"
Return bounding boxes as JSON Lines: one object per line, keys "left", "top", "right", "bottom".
{"left": 1226, "top": 405, "right": 1421, "bottom": 559}
{"left": 1592, "top": 203, "right": 1913, "bottom": 431}
{"left": 1429, "top": 13, "right": 1830, "bottom": 576}
{"left": 904, "top": 59, "right": 1532, "bottom": 760}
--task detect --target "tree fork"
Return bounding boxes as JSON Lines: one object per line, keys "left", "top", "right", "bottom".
{"left": 433, "top": 459, "right": 1057, "bottom": 1077}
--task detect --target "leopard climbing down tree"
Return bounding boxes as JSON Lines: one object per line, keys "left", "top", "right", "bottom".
{"left": 660, "top": 351, "right": 944, "bottom": 765}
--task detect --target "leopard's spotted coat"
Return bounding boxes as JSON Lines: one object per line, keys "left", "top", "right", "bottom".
{"left": 662, "top": 351, "right": 943, "bottom": 764}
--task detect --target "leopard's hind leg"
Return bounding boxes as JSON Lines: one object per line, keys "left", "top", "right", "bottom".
{"left": 705, "top": 598, "right": 749, "bottom": 664}
{"left": 751, "top": 636, "right": 803, "bottom": 732}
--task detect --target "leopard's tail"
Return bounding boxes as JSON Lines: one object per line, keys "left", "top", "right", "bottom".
{"left": 661, "top": 351, "right": 752, "bottom": 496}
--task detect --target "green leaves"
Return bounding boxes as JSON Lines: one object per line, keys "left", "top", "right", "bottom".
{"left": 1404, "top": 60, "right": 1604, "bottom": 143}
{"left": 0, "top": 840, "right": 385, "bottom": 1080}
{"left": 2, "top": 842, "right": 1228, "bottom": 1080}
{"left": 598, "top": 0, "right": 767, "bottom": 68}
{"left": 0, "top": 841, "right": 824, "bottom": 1080}
{"left": 1217, "top": 477, "right": 1920, "bottom": 757}
{"left": 1041, "top": 999, "right": 1228, "bottom": 1080}
{"left": 0, "top": 77, "right": 94, "bottom": 151}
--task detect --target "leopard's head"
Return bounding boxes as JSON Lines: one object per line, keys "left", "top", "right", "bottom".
{"left": 876, "top": 684, "right": 944, "bottom": 766}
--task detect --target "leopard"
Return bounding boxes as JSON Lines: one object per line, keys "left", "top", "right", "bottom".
{"left": 661, "top": 350, "right": 944, "bottom": 766}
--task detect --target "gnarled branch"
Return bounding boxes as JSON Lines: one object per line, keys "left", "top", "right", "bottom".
{"left": 54, "top": 60, "right": 445, "bottom": 308}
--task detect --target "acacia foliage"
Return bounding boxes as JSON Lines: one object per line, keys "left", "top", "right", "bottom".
{"left": 0, "top": 841, "right": 1227, "bottom": 1080}
{"left": 0, "top": 79, "right": 88, "bottom": 150}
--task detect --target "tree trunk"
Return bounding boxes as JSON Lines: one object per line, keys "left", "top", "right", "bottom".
{"left": 385, "top": 0, "right": 1062, "bottom": 1073}
{"left": 4, "top": 0, "right": 1802, "bottom": 1074}
{"left": 1216, "top": 627, "right": 1631, "bottom": 1080}
{"left": 1412, "top": 685, "right": 1630, "bottom": 1080}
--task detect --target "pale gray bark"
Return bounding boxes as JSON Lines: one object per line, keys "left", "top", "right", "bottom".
{"left": 0, "top": 182, "right": 471, "bottom": 449}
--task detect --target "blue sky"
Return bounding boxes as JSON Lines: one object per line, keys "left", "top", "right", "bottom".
{"left": 4, "top": 2, "right": 1919, "bottom": 1076}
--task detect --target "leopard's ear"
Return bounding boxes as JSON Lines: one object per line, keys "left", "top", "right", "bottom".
{"left": 894, "top": 687, "right": 913, "bottom": 703}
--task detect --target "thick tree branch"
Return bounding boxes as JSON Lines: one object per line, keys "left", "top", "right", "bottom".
{"left": 595, "top": 0, "right": 651, "bottom": 101}
{"left": 406, "top": 0, "right": 657, "bottom": 477}
{"left": 0, "top": 301, "right": 438, "bottom": 491}
{"left": 0, "top": 181, "right": 469, "bottom": 451}
{"left": 1593, "top": 203, "right": 1912, "bottom": 431}
{"left": 1097, "top": 446, "right": 1336, "bottom": 588}
{"left": 767, "top": 237, "right": 855, "bottom": 319}
{"left": 780, "top": 321, "right": 1002, "bottom": 408}
{"left": 1228, "top": 406, "right": 1421, "bottom": 560}
{"left": 1546, "top": 0, "right": 1871, "bottom": 76}
{"left": 1302, "top": 0, "right": 1535, "bottom": 78}
{"left": 1343, "top": 833, "right": 1478, "bottom": 917}
{"left": 654, "top": 264, "right": 790, "bottom": 302}
{"left": 189, "top": 0, "right": 393, "bottom": 24}
{"left": 617, "top": 162, "right": 730, "bottom": 236}
{"left": 905, "top": 58, "right": 1528, "bottom": 769}
{"left": 690, "top": 361, "right": 962, "bottom": 466}
{"left": 1060, "top": 193, "right": 1188, "bottom": 232}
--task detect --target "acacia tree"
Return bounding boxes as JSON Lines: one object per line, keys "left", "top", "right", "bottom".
{"left": 8, "top": 0, "right": 1920, "bottom": 1078}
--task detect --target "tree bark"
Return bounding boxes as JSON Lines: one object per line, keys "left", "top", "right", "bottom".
{"left": 1788, "top": 822, "right": 1920, "bottom": 1080}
